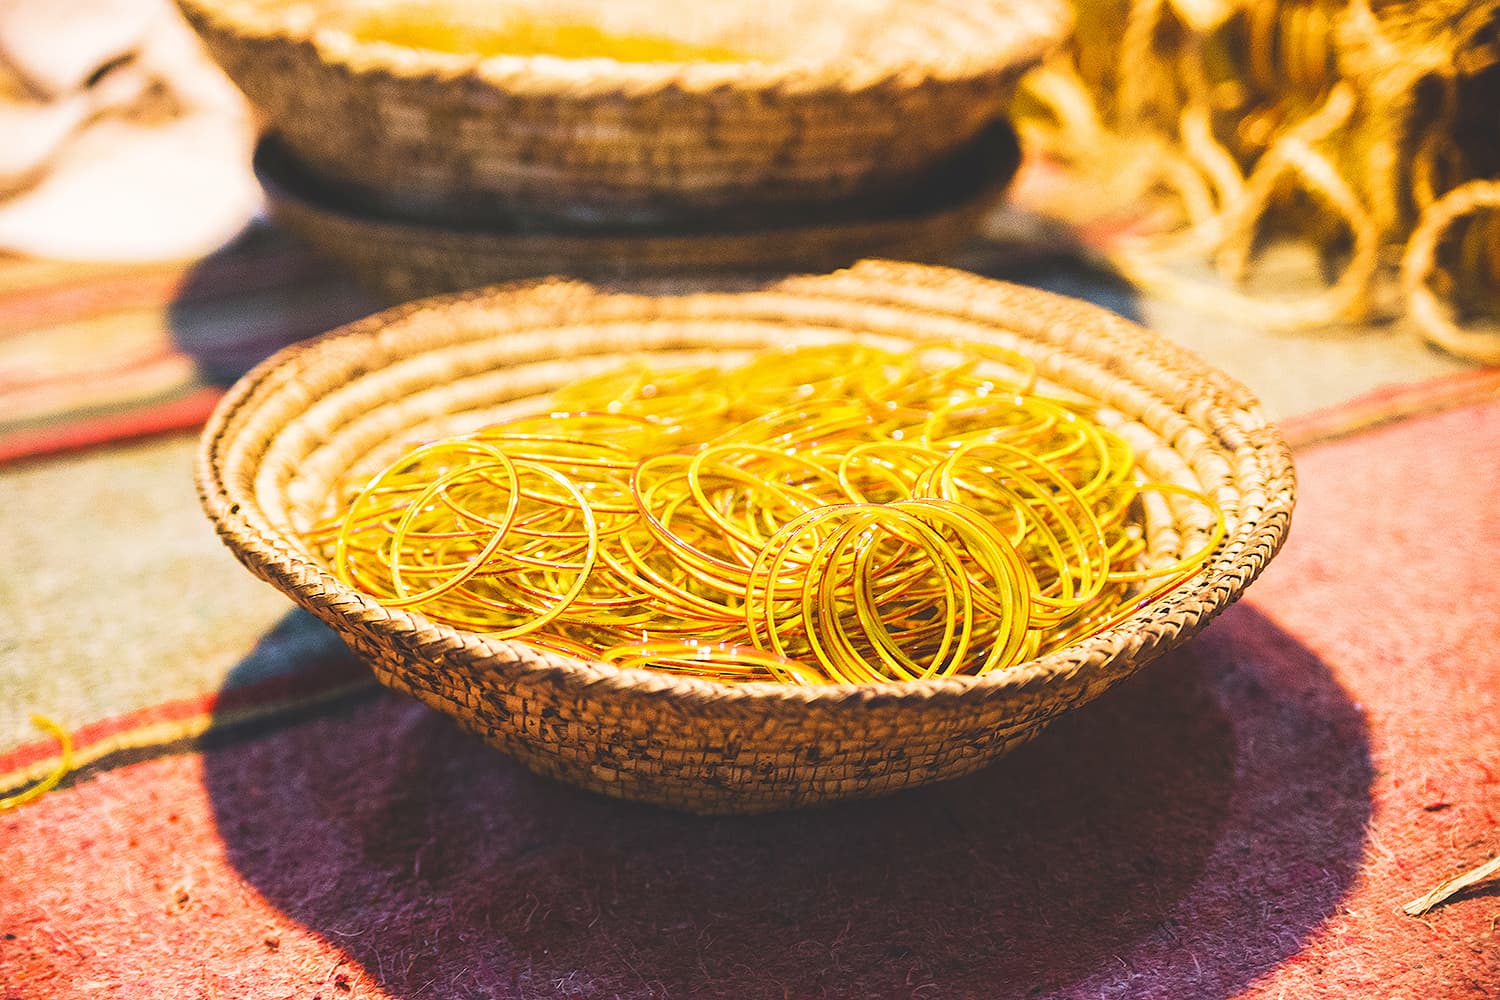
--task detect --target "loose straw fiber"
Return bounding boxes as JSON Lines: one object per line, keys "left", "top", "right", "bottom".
{"left": 1012, "top": 0, "right": 1500, "bottom": 360}
{"left": 197, "top": 261, "right": 1294, "bottom": 813}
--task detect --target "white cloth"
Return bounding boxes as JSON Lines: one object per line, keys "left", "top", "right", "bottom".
{"left": 0, "top": 0, "right": 260, "bottom": 261}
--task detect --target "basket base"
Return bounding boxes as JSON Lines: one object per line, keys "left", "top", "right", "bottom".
{"left": 253, "top": 120, "right": 1022, "bottom": 302}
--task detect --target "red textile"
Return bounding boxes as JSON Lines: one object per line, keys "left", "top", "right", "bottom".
{"left": 3, "top": 396, "right": 1498, "bottom": 998}
{"left": 0, "top": 386, "right": 224, "bottom": 465}
{"left": 0, "top": 228, "right": 375, "bottom": 466}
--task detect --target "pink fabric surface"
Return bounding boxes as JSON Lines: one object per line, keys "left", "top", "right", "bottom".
{"left": 3, "top": 395, "right": 1498, "bottom": 998}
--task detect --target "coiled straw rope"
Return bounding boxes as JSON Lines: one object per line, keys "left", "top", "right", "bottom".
{"left": 1012, "top": 0, "right": 1500, "bottom": 360}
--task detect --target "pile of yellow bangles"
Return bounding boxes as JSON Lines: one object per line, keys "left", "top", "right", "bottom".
{"left": 308, "top": 342, "right": 1223, "bottom": 685}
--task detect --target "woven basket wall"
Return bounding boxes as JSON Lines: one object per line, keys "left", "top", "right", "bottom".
{"left": 254, "top": 120, "right": 1022, "bottom": 301}
{"left": 197, "top": 260, "right": 1294, "bottom": 814}
{"left": 177, "top": 0, "right": 1067, "bottom": 218}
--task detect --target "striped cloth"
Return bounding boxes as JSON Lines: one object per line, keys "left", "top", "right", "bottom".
{"left": 0, "top": 224, "right": 376, "bottom": 464}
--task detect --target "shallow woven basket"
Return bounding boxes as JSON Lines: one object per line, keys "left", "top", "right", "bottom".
{"left": 256, "top": 120, "right": 1022, "bottom": 301}
{"left": 177, "top": 0, "right": 1067, "bottom": 220}
{"left": 197, "top": 260, "right": 1294, "bottom": 814}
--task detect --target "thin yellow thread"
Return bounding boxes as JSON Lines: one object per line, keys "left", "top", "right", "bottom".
{"left": 0, "top": 715, "right": 73, "bottom": 812}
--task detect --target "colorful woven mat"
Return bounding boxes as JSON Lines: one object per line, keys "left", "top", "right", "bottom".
{"left": 3, "top": 380, "right": 1497, "bottom": 998}
{"left": 0, "top": 225, "right": 376, "bottom": 464}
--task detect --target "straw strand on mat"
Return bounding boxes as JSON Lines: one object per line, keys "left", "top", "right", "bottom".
{"left": 1403, "top": 855, "right": 1500, "bottom": 917}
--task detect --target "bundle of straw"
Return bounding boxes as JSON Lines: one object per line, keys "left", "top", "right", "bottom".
{"left": 1012, "top": 0, "right": 1500, "bottom": 362}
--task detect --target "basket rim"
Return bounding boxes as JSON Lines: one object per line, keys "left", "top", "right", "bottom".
{"left": 196, "top": 261, "right": 1295, "bottom": 711}
{"left": 176, "top": 0, "right": 1071, "bottom": 99}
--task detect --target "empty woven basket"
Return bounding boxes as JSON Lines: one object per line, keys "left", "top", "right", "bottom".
{"left": 197, "top": 260, "right": 1294, "bottom": 814}
{"left": 177, "top": 0, "right": 1068, "bottom": 219}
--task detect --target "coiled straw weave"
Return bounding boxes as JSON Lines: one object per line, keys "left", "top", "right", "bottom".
{"left": 252, "top": 121, "right": 1022, "bottom": 301}
{"left": 197, "top": 261, "right": 1294, "bottom": 813}
{"left": 177, "top": 0, "right": 1067, "bottom": 221}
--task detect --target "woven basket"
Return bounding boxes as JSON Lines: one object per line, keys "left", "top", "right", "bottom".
{"left": 197, "top": 260, "right": 1294, "bottom": 814}
{"left": 177, "top": 0, "right": 1067, "bottom": 220}
{"left": 256, "top": 120, "right": 1022, "bottom": 301}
